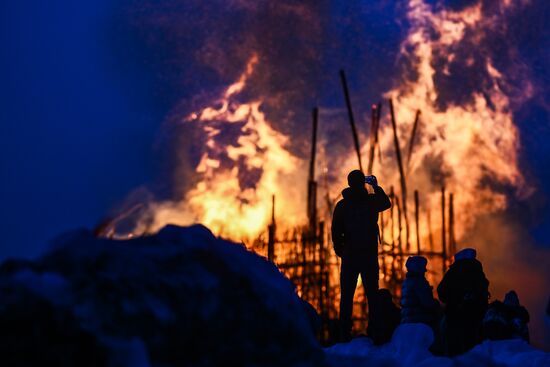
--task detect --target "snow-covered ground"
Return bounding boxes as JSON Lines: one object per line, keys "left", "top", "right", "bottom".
{"left": 0, "top": 224, "right": 548, "bottom": 366}
{"left": 325, "top": 323, "right": 550, "bottom": 367}
{"left": 0, "top": 225, "right": 323, "bottom": 366}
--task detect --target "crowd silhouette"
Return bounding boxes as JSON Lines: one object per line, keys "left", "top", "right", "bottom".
{"left": 332, "top": 170, "right": 530, "bottom": 355}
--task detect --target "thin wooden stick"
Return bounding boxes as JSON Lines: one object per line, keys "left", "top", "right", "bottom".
{"left": 340, "top": 70, "right": 363, "bottom": 171}
{"left": 427, "top": 209, "right": 434, "bottom": 251}
{"left": 406, "top": 110, "right": 421, "bottom": 170}
{"left": 441, "top": 186, "right": 447, "bottom": 273}
{"left": 415, "top": 190, "right": 421, "bottom": 255}
{"left": 389, "top": 99, "right": 410, "bottom": 249}
{"left": 268, "top": 195, "right": 276, "bottom": 262}
{"left": 367, "top": 104, "right": 378, "bottom": 174}
{"left": 307, "top": 108, "right": 318, "bottom": 235}
{"left": 449, "top": 193, "right": 456, "bottom": 256}
{"left": 389, "top": 186, "right": 395, "bottom": 251}
{"left": 376, "top": 102, "right": 383, "bottom": 166}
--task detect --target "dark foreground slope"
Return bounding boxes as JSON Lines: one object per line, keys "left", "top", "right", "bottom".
{"left": 0, "top": 225, "right": 323, "bottom": 366}
{"left": 1, "top": 224, "right": 548, "bottom": 367}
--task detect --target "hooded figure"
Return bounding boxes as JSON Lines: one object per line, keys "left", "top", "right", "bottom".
{"left": 331, "top": 170, "right": 391, "bottom": 341}
{"left": 437, "top": 248, "right": 490, "bottom": 356}
{"left": 401, "top": 256, "right": 440, "bottom": 326}
{"left": 482, "top": 290, "right": 530, "bottom": 342}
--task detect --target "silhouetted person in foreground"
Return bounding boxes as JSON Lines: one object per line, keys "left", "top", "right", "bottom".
{"left": 367, "top": 288, "right": 401, "bottom": 345}
{"left": 331, "top": 170, "right": 391, "bottom": 341}
{"left": 401, "top": 256, "right": 443, "bottom": 352}
{"left": 401, "top": 256, "right": 441, "bottom": 327}
{"left": 437, "top": 248, "right": 489, "bottom": 356}
{"left": 483, "top": 290, "right": 530, "bottom": 342}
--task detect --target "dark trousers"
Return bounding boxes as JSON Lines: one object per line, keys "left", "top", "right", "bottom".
{"left": 339, "top": 253, "right": 379, "bottom": 339}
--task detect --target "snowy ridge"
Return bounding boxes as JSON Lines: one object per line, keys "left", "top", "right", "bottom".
{"left": 325, "top": 323, "right": 549, "bottom": 366}
{"left": 0, "top": 224, "right": 323, "bottom": 366}
{"left": 0, "top": 224, "right": 548, "bottom": 366}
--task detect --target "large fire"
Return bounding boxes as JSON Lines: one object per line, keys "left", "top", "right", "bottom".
{"left": 123, "top": 55, "right": 307, "bottom": 240}
{"left": 112, "top": 0, "right": 527, "bottom": 251}
{"left": 350, "top": 0, "right": 528, "bottom": 249}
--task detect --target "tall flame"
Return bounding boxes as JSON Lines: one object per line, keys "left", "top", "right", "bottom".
{"left": 131, "top": 55, "right": 306, "bottom": 239}
{"left": 114, "top": 0, "right": 529, "bottom": 249}
{"left": 332, "top": 0, "right": 528, "bottom": 248}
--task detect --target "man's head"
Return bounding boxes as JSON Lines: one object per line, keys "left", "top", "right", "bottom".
{"left": 347, "top": 170, "right": 365, "bottom": 189}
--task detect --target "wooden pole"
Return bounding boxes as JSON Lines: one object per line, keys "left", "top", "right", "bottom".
{"left": 272, "top": 194, "right": 275, "bottom": 225}
{"left": 339, "top": 70, "right": 363, "bottom": 171}
{"left": 268, "top": 195, "right": 276, "bottom": 262}
{"left": 307, "top": 108, "right": 319, "bottom": 236}
{"left": 427, "top": 209, "right": 434, "bottom": 251}
{"left": 376, "top": 102, "right": 383, "bottom": 166}
{"left": 406, "top": 110, "right": 421, "bottom": 170}
{"left": 449, "top": 193, "right": 456, "bottom": 256}
{"left": 308, "top": 108, "right": 318, "bottom": 182}
{"left": 395, "top": 194, "right": 405, "bottom": 282}
{"left": 367, "top": 104, "right": 378, "bottom": 174}
{"left": 318, "top": 220, "right": 325, "bottom": 317}
{"left": 396, "top": 194, "right": 403, "bottom": 257}
{"left": 380, "top": 210, "right": 385, "bottom": 246}
{"left": 389, "top": 186, "right": 397, "bottom": 282}
{"left": 441, "top": 186, "right": 447, "bottom": 273}
{"left": 389, "top": 98, "right": 410, "bottom": 249}
{"left": 415, "top": 190, "right": 421, "bottom": 255}
{"left": 390, "top": 186, "right": 395, "bottom": 252}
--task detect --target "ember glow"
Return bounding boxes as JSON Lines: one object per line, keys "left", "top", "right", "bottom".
{"left": 337, "top": 0, "right": 530, "bottom": 250}
{"left": 127, "top": 55, "right": 307, "bottom": 240}
{"left": 110, "top": 0, "right": 529, "bottom": 247}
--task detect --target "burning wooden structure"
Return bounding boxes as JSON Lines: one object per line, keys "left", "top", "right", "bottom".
{"left": 250, "top": 72, "right": 459, "bottom": 343}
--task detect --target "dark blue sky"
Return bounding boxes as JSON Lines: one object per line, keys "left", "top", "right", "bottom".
{"left": 0, "top": 1, "right": 169, "bottom": 259}
{"left": 1, "top": 0, "right": 550, "bottom": 261}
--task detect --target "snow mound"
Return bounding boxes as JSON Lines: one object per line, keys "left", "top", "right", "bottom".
{"left": 0, "top": 225, "right": 323, "bottom": 366}
{"left": 325, "top": 323, "right": 550, "bottom": 367}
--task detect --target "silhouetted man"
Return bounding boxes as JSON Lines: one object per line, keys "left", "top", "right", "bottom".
{"left": 437, "top": 248, "right": 489, "bottom": 356}
{"left": 331, "top": 170, "right": 391, "bottom": 341}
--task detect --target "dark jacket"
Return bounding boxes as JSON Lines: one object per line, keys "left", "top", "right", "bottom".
{"left": 401, "top": 272, "right": 440, "bottom": 325}
{"left": 437, "top": 258, "right": 490, "bottom": 319}
{"left": 437, "top": 259, "right": 490, "bottom": 356}
{"left": 331, "top": 186, "right": 391, "bottom": 257}
{"left": 483, "top": 300, "right": 530, "bottom": 342}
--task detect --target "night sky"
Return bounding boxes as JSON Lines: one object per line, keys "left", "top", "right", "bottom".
{"left": 1, "top": 1, "right": 163, "bottom": 258}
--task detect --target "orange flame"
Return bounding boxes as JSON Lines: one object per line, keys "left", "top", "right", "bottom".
{"left": 115, "top": 0, "right": 530, "bottom": 253}
{"left": 331, "top": 0, "right": 529, "bottom": 252}
{"left": 130, "top": 55, "right": 306, "bottom": 239}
